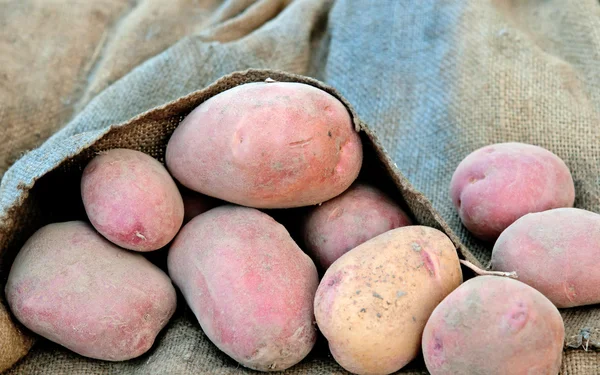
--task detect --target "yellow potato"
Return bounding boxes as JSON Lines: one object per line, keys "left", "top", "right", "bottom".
{"left": 314, "top": 226, "right": 462, "bottom": 375}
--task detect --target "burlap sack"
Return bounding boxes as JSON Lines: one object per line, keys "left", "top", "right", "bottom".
{"left": 0, "top": 69, "right": 469, "bottom": 374}
{"left": 2, "top": 0, "right": 600, "bottom": 373}
{"left": 0, "top": 308, "right": 33, "bottom": 373}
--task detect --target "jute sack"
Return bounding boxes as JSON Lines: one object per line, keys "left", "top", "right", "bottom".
{"left": 2, "top": 0, "right": 600, "bottom": 373}
{"left": 0, "top": 69, "right": 475, "bottom": 374}
{"left": 0, "top": 307, "right": 33, "bottom": 373}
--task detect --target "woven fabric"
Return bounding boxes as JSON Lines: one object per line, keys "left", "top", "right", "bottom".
{"left": 1, "top": 0, "right": 599, "bottom": 373}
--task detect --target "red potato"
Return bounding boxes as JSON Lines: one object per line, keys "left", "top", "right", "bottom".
{"left": 302, "top": 182, "right": 412, "bottom": 270}
{"left": 449, "top": 142, "right": 574, "bottom": 241}
{"left": 167, "top": 205, "right": 319, "bottom": 371}
{"left": 422, "top": 276, "right": 564, "bottom": 375}
{"left": 5, "top": 221, "right": 177, "bottom": 361}
{"left": 81, "top": 148, "right": 184, "bottom": 251}
{"left": 492, "top": 208, "right": 600, "bottom": 308}
{"left": 166, "top": 81, "right": 363, "bottom": 208}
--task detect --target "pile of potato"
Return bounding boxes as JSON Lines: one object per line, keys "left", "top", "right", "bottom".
{"left": 3, "top": 79, "right": 596, "bottom": 375}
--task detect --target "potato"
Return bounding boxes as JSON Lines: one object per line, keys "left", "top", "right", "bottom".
{"left": 81, "top": 148, "right": 184, "bottom": 251}
{"left": 179, "top": 187, "right": 221, "bottom": 224}
{"left": 314, "top": 226, "right": 462, "bottom": 375}
{"left": 167, "top": 205, "right": 319, "bottom": 371}
{"left": 165, "top": 82, "right": 363, "bottom": 208}
{"left": 5, "top": 221, "right": 177, "bottom": 361}
{"left": 449, "top": 142, "right": 574, "bottom": 241}
{"left": 302, "top": 182, "right": 412, "bottom": 270}
{"left": 422, "top": 276, "right": 564, "bottom": 375}
{"left": 491, "top": 208, "right": 600, "bottom": 308}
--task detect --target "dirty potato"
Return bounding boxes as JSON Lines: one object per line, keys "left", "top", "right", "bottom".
{"left": 314, "top": 226, "right": 462, "bottom": 375}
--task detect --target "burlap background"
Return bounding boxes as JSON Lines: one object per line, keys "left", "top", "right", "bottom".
{"left": 1, "top": 0, "right": 599, "bottom": 373}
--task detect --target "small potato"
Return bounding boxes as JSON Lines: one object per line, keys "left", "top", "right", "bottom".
{"left": 166, "top": 82, "right": 363, "bottom": 208}
{"left": 314, "top": 226, "right": 462, "bottom": 375}
{"left": 81, "top": 148, "right": 184, "bottom": 251}
{"left": 422, "top": 276, "right": 564, "bottom": 375}
{"left": 5, "top": 221, "right": 177, "bottom": 361}
{"left": 492, "top": 208, "right": 600, "bottom": 308}
{"left": 450, "top": 142, "right": 574, "bottom": 241}
{"left": 167, "top": 206, "right": 319, "bottom": 371}
{"left": 302, "top": 182, "right": 412, "bottom": 270}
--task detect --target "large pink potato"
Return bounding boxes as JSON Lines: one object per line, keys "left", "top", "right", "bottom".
{"left": 449, "top": 142, "right": 574, "bottom": 241}
{"left": 167, "top": 205, "right": 319, "bottom": 371}
{"left": 422, "top": 276, "right": 564, "bottom": 375}
{"left": 492, "top": 208, "right": 600, "bottom": 308}
{"left": 5, "top": 221, "right": 177, "bottom": 361}
{"left": 81, "top": 148, "right": 184, "bottom": 251}
{"left": 165, "top": 81, "right": 363, "bottom": 208}
{"left": 302, "top": 182, "right": 412, "bottom": 270}
{"left": 314, "top": 226, "right": 462, "bottom": 375}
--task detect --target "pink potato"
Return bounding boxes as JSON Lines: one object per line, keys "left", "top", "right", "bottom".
{"left": 81, "top": 148, "right": 184, "bottom": 251}
{"left": 449, "top": 142, "right": 574, "bottom": 241}
{"left": 5, "top": 221, "right": 177, "bottom": 361}
{"left": 492, "top": 208, "right": 600, "bottom": 308}
{"left": 165, "top": 81, "right": 363, "bottom": 208}
{"left": 302, "top": 182, "right": 412, "bottom": 270}
{"left": 422, "top": 276, "right": 564, "bottom": 375}
{"left": 167, "top": 205, "right": 319, "bottom": 371}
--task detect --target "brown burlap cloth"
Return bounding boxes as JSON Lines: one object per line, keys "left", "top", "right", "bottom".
{"left": 1, "top": 0, "right": 599, "bottom": 373}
